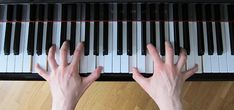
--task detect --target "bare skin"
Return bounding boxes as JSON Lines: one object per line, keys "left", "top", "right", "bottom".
{"left": 35, "top": 41, "right": 102, "bottom": 110}
{"left": 132, "top": 42, "right": 198, "bottom": 110}
{"left": 35, "top": 41, "right": 198, "bottom": 110}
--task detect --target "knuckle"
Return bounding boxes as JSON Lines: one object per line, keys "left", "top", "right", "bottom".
{"left": 167, "top": 47, "right": 174, "bottom": 53}
{"left": 181, "top": 53, "right": 187, "bottom": 60}
{"left": 60, "top": 47, "right": 68, "bottom": 53}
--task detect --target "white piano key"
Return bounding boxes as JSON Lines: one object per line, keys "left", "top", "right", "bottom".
{"left": 22, "top": 5, "right": 32, "bottom": 73}
{"left": 0, "top": 22, "right": 8, "bottom": 72}
{"left": 87, "top": 22, "right": 96, "bottom": 73}
{"left": 97, "top": 22, "right": 104, "bottom": 73}
{"left": 104, "top": 22, "right": 113, "bottom": 73}
{"left": 219, "top": 22, "right": 228, "bottom": 72}
{"left": 211, "top": 22, "right": 220, "bottom": 73}
{"left": 32, "top": 22, "right": 40, "bottom": 73}
{"left": 179, "top": 22, "right": 184, "bottom": 49}
{"left": 75, "top": 21, "right": 81, "bottom": 70}
{"left": 37, "top": 22, "right": 48, "bottom": 72}
{"left": 52, "top": 22, "right": 61, "bottom": 68}
{"left": 129, "top": 22, "right": 137, "bottom": 73}
{"left": 22, "top": 22, "right": 32, "bottom": 72}
{"left": 121, "top": 21, "right": 129, "bottom": 73}
{"left": 15, "top": 22, "right": 26, "bottom": 72}
{"left": 187, "top": 22, "right": 195, "bottom": 71}
{"left": 168, "top": 4, "right": 178, "bottom": 64}
{"left": 179, "top": 21, "right": 186, "bottom": 71}
{"left": 53, "top": 4, "right": 62, "bottom": 66}
{"left": 75, "top": 22, "right": 81, "bottom": 45}
{"left": 192, "top": 22, "right": 202, "bottom": 73}
{"left": 154, "top": 21, "right": 161, "bottom": 72}
{"left": 169, "top": 21, "right": 178, "bottom": 64}
{"left": 162, "top": 21, "right": 169, "bottom": 61}
{"left": 156, "top": 22, "right": 161, "bottom": 53}
{"left": 112, "top": 21, "right": 121, "bottom": 73}
{"left": 112, "top": 4, "right": 121, "bottom": 73}
{"left": 66, "top": 22, "right": 72, "bottom": 63}
{"left": 202, "top": 22, "right": 212, "bottom": 73}
{"left": 80, "top": 21, "right": 88, "bottom": 73}
{"left": 136, "top": 21, "right": 145, "bottom": 73}
{"left": 164, "top": 21, "right": 170, "bottom": 41}
{"left": 224, "top": 22, "right": 234, "bottom": 72}
{"left": 145, "top": 21, "right": 153, "bottom": 73}
{"left": 6, "top": 22, "right": 16, "bottom": 72}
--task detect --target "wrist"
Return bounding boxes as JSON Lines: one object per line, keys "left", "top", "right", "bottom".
{"left": 154, "top": 96, "right": 183, "bottom": 110}
{"left": 52, "top": 98, "right": 78, "bottom": 110}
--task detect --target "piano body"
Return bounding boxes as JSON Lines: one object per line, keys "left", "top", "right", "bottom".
{"left": 0, "top": 0, "right": 234, "bottom": 81}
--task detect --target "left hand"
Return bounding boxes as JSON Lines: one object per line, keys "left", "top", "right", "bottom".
{"left": 35, "top": 41, "right": 102, "bottom": 110}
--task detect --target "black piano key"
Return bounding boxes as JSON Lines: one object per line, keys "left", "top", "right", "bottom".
{"left": 84, "top": 3, "right": 90, "bottom": 56}
{"left": 36, "top": 22, "right": 43, "bottom": 55}
{"left": 27, "top": 5, "right": 36, "bottom": 55}
{"left": 102, "top": 4, "right": 109, "bottom": 55}
{"left": 103, "top": 22, "right": 108, "bottom": 55}
{"left": 7, "top": 5, "right": 13, "bottom": 21}
{"left": 159, "top": 4, "right": 165, "bottom": 56}
{"left": 213, "top": 4, "right": 223, "bottom": 55}
{"left": 173, "top": 4, "right": 180, "bottom": 55}
{"left": 149, "top": 4, "right": 156, "bottom": 47}
{"left": 93, "top": 22, "right": 99, "bottom": 55}
{"left": 70, "top": 4, "right": 77, "bottom": 55}
{"left": 117, "top": 21, "right": 123, "bottom": 55}
{"left": 141, "top": 4, "right": 146, "bottom": 55}
{"left": 93, "top": 4, "right": 99, "bottom": 55}
{"left": 36, "top": 5, "right": 44, "bottom": 55}
{"left": 60, "top": 4, "right": 68, "bottom": 48}
{"left": 180, "top": 4, "right": 190, "bottom": 55}
{"left": 229, "top": 23, "right": 234, "bottom": 55}
{"left": 70, "top": 22, "right": 76, "bottom": 55}
{"left": 13, "top": 5, "right": 23, "bottom": 55}
{"left": 4, "top": 23, "right": 12, "bottom": 55}
{"left": 45, "top": 4, "right": 54, "bottom": 55}
{"left": 13, "top": 22, "right": 21, "bottom": 55}
{"left": 0, "top": 5, "right": 5, "bottom": 21}
{"left": 126, "top": 4, "right": 133, "bottom": 56}
{"left": 228, "top": 5, "right": 234, "bottom": 55}
{"left": 4, "top": 5, "right": 13, "bottom": 55}
{"left": 27, "top": 22, "right": 36, "bottom": 55}
{"left": 205, "top": 4, "right": 214, "bottom": 55}
{"left": 127, "top": 21, "right": 132, "bottom": 56}
{"left": 117, "top": 4, "right": 123, "bottom": 55}
{"left": 196, "top": 4, "right": 205, "bottom": 56}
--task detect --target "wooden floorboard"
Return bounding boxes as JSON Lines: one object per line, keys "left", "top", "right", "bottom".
{"left": 0, "top": 81, "right": 233, "bottom": 110}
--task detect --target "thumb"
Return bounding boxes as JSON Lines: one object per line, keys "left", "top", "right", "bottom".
{"left": 132, "top": 67, "right": 149, "bottom": 88}
{"left": 35, "top": 64, "right": 49, "bottom": 81}
{"left": 82, "top": 66, "right": 102, "bottom": 85}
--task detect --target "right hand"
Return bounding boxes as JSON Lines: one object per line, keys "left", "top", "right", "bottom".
{"left": 132, "top": 42, "right": 198, "bottom": 110}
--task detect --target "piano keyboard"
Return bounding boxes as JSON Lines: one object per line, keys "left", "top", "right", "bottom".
{"left": 0, "top": 3, "right": 234, "bottom": 81}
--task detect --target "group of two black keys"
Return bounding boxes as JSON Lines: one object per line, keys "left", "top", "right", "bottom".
{"left": 1, "top": 3, "right": 234, "bottom": 57}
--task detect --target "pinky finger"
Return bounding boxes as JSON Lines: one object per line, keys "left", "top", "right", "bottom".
{"left": 35, "top": 64, "right": 49, "bottom": 81}
{"left": 183, "top": 64, "right": 198, "bottom": 81}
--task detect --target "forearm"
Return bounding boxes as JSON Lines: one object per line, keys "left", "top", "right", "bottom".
{"left": 52, "top": 99, "right": 77, "bottom": 110}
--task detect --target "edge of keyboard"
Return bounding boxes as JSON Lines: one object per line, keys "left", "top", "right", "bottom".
{"left": 0, "top": 73, "right": 234, "bottom": 81}
{"left": 1, "top": 0, "right": 234, "bottom": 3}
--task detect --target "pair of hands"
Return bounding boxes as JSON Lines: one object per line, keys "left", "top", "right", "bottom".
{"left": 35, "top": 41, "right": 198, "bottom": 110}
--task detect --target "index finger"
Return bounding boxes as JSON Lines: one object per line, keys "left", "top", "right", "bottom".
{"left": 147, "top": 44, "right": 163, "bottom": 66}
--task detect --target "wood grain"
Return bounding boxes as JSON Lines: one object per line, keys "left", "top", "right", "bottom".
{"left": 0, "top": 81, "right": 233, "bottom": 110}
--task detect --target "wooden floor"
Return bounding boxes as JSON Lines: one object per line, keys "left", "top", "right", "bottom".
{"left": 0, "top": 81, "right": 234, "bottom": 110}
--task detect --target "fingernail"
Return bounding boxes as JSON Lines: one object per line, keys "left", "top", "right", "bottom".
{"left": 166, "top": 41, "right": 172, "bottom": 47}
{"left": 98, "top": 66, "right": 103, "bottom": 70}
